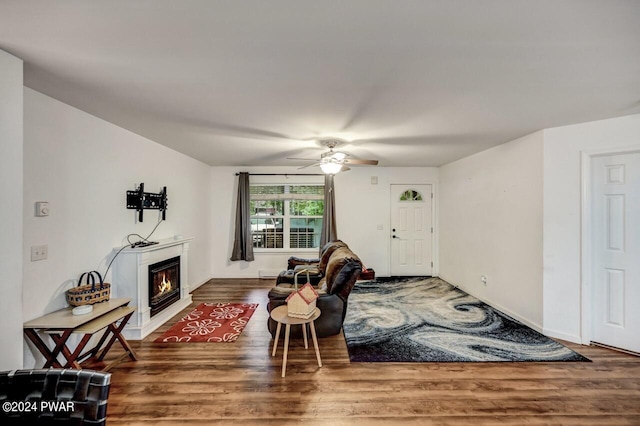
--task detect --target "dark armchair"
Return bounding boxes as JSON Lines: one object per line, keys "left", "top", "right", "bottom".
{"left": 0, "top": 369, "right": 111, "bottom": 425}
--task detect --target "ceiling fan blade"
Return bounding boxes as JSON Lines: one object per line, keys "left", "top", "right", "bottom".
{"left": 343, "top": 158, "right": 379, "bottom": 166}
{"left": 341, "top": 166, "right": 351, "bottom": 172}
{"left": 298, "top": 162, "right": 321, "bottom": 170}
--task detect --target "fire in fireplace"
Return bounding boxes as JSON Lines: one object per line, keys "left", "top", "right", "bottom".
{"left": 149, "top": 256, "right": 181, "bottom": 317}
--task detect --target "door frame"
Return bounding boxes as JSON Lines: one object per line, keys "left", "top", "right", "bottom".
{"left": 389, "top": 182, "right": 438, "bottom": 277}
{"left": 580, "top": 145, "right": 640, "bottom": 345}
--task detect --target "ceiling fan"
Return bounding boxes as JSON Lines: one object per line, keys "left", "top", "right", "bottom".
{"left": 287, "top": 139, "right": 379, "bottom": 174}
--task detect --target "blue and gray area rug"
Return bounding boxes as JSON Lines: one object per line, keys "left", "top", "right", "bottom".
{"left": 343, "top": 277, "right": 589, "bottom": 362}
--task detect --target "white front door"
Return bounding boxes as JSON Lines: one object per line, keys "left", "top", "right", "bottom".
{"left": 390, "top": 184, "right": 433, "bottom": 276}
{"left": 591, "top": 152, "right": 640, "bottom": 353}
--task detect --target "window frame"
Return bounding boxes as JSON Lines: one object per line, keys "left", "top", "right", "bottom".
{"left": 250, "top": 183, "right": 324, "bottom": 253}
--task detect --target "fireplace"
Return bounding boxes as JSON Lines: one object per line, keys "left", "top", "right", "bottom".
{"left": 148, "top": 256, "right": 181, "bottom": 317}
{"left": 114, "top": 237, "right": 193, "bottom": 340}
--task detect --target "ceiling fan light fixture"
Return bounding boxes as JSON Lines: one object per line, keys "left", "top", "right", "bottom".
{"left": 331, "top": 151, "right": 347, "bottom": 160}
{"left": 320, "top": 162, "right": 343, "bottom": 174}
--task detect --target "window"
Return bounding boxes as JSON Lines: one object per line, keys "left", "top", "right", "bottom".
{"left": 399, "top": 189, "right": 423, "bottom": 201}
{"left": 250, "top": 184, "right": 324, "bottom": 249}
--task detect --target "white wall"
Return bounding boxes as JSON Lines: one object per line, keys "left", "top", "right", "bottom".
{"left": 335, "top": 167, "right": 439, "bottom": 277}
{"left": 211, "top": 167, "right": 323, "bottom": 278}
{"left": 0, "top": 50, "right": 24, "bottom": 369}
{"left": 439, "top": 131, "right": 544, "bottom": 330}
{"left": 23, "top": 88, "right": 213, "bottom": 366}
{"left": 542, "top": 114, "right": 640, "bottom": 343}
{"left": 210, "top": 166, "right": 438, "bottom": 278}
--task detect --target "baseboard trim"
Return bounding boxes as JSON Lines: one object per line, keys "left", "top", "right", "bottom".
{"left": 469, "top": 291, "right": 543, "bottom": 333}
{"left": 438, "top": 276, "right": 543, "bottom": 334}
{"left": 437, "top": 275, "right": 585, "bottom": 344}
{"left": 211, "top": 274, "right": 276, "bottom": 280}
{"left": 542, "top": 328, "right": 583, "bottom": 344}
{"left": 258, "top": 269, "right": 281, "bottom": 279}
{"left": 190, "top": 276, "right": 214, "bottom": 292}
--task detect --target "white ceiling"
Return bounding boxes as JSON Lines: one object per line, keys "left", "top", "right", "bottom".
{"left": 1, "top": 0, "right": 639, "bottom": 167}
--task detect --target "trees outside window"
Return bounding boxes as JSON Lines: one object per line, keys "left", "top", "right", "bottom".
{"left": 250, "top": 185, "right": 323, "bottom": 249}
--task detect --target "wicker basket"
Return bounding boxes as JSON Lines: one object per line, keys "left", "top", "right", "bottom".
{"left": 66, "top": 271, "right": 111, "bottom": 306}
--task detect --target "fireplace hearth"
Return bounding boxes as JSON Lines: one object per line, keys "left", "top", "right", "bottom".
{"left": 149, "top": 256, "right": 181, "bottom": 317}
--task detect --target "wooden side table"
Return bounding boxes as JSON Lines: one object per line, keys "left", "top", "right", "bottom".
{"left": 23, "top": 298, "right": 137, "bottom": 371}
{"left": 270, "top": 305, "right": 322, "bottom": 378}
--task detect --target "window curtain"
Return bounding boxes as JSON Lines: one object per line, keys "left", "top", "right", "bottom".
{"left": 230, "top": 172, "right": 254, "bottom": 261}
{"left": 320, "top": 173, "right": 337, "bottom": 250}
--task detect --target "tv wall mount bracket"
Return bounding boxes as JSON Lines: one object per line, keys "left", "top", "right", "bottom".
{"left": 126, "top": 183, "right": 167, "bottom": 222}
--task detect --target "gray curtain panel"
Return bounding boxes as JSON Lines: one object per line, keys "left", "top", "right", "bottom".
{"left": 320, "top": 173, "right": 337, "bottom": 250}
{"left": 230, "top": 172, "right": 254, "bottom": 261}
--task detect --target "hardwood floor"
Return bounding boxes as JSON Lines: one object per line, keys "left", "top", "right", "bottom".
{"left": 106, "top": 278, "right": 640, "bottom": 425}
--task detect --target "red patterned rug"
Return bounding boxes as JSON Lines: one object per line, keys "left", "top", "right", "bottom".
{"left": 154, "top": 302, "right": 258, "bottom": 343}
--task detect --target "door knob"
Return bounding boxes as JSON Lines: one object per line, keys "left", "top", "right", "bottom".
{"left": 392, "top": 228, "right": 396, "bottom": 232}
{"left": 392, "top": 235, "right": 397, "bottom": 239}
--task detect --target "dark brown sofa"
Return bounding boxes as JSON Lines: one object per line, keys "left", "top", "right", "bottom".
{"left": 275, "top": 240, "right": 349, "bottom": 286}
{"left": 267, "top": 240, "right": 362, "bottom": 338}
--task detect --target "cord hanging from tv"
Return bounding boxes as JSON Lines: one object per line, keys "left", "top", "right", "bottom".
{"left": 126, "top": 183, "right": 167, "bottom": 222}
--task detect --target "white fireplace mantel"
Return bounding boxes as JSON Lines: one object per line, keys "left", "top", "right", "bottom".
{"left": 112, "top": 236, "right": 193, "bottom": 340}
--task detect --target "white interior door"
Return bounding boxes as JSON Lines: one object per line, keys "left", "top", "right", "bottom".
{"left": 390, "top": 184, "right": 433, "bottom": 276}
{"left": 591, "top": 152, "right": 640, "bottom": 353}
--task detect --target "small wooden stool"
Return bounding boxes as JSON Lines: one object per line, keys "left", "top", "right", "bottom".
{"left": 270, "top": 305, "right": 322, "bottom": 377}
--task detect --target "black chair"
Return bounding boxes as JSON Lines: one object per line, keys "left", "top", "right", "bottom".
{"left": 0, "top": 369, "right": 111, "bottom": 425}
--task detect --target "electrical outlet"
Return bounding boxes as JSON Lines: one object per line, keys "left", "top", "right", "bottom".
{"left": 31, "top": 245, "right": 48, "bottom": 261}
{"left": 481, "top": 275, "right": 487, "bottom": 286}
